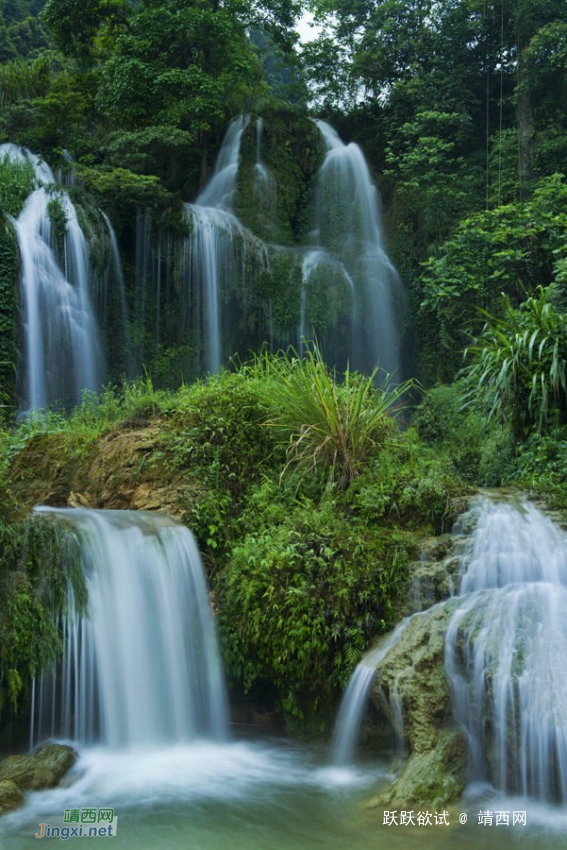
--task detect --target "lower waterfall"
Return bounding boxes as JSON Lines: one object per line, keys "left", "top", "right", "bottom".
{"left": 332, "top": 496, "right": 567, "bottom": 806}
{"left": 30, "top": 507, "right": 227, "bottom": 749}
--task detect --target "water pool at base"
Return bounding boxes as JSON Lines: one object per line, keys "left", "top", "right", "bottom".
{"left": 1, "top": 739, "right": 565, "bottom": 850}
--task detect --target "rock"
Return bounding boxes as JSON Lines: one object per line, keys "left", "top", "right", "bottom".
{"left": 0, "top": 742, "right": 77, "bottom": 793}
{"left": 0, "top": 780, "right": 24, "bottom": 814}
{"left": 373, "top": 728, "right": 467, "bottom": 810}
{"left": 369, "top": 598, "right": 468, "bottom": 807}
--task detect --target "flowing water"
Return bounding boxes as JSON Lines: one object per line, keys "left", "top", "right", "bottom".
{"left": 183, "top": 115, "right": 258, "bottom": 373}
{"left": 133, "top": 116, "right": 403, "bottom": 378}
{"left": 446, "top": 498, "right": 567, "bottom": 803}
{"left": 332, "top": 619, "right": 414, "bottom": 766}
{"left": 30, "top": 508, "right": 227, "bottom": 748}
{"left": 0, "top": 144, "right": 102, "bottom": 410}
{"left": 312, "top": 121, "right": 406, "bottom": 376}
{"left": 334, "top": 495, "right": 567, "bottom": 813}
{"left": 1, "top": 502, "right": 566, "bottom": 848}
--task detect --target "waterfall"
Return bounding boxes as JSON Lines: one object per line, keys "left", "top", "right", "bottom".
{"left": 182, "top": 116, "right": 250, "bottom": 372}
{"left": 31, "top": 507, "right": 228, "bottom": 749}
{"left": 99, "top": 210, "right": 132, "bottom": 378}
{"left": 333, "top": 495, "right": 567, "bottom": 806}
{"left": 0, "top": 144, "right": 102, "bottom": 411}
{"left": 312, "top": 121, "right": 405, "bottom": 376}
{"left": 331, "top": 619, "right": 413, "bottom": 765}
{"left": 197, "top": 115, "right": 249, "bottom": 210}
{"left": 446, "top": 498, "right": 567, "bottom": 803}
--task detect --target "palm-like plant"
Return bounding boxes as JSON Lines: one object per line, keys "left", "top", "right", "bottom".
{"left": 464, "top": 288, "right": 567, "bottom": 438}
{"left": 252, "top": 344, "right": 413, "bottom": 490}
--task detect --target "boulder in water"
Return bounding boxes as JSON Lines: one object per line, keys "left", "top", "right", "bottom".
{"left": 0, "top": 780, "right": 24, "bottom": 815}
{"left": 0, "top": 742, "right": 77, "bottom": 812}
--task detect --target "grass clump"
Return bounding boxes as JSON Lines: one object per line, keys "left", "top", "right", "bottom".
{"left": 252, "top": 343, "right": 414, "bottom": 491}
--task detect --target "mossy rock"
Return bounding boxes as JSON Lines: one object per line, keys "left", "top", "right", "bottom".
{"left": 368, "top": 727, "right": 467, "bottom": 809}
{"left": 0, "top": 742, "right": 77, "bottom": 811}
{"left": 7, "top": 420, "right": 204, "bottom": 522}
{"left": 369, "top": 598, "right": 467, "bottom": 806}
{"left": 0, "top": 779, "right": 23, "bottom": 815}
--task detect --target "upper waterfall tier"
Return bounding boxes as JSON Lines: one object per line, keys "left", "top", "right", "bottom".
{"left": 313, "top": 121, "right": 405, "bottom": 376}
{"left": 1, "top": 144, "right": 103, "bottom": 411}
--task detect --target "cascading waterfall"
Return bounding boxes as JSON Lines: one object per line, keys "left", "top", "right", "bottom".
{"left": 446, "top": 498, "right": 567, "bottom": 803}
{"left": 183, "top": 115, "right": 252, "bottom": 372}
{"left": 312, "top": 121, "right": 405, "bottom": 376}
{"left": 333, "top": 495, "right": 567, "bottom": 806}
{"left": 0, "top": 144, "right": 102, "bottom": 410}
{"left": 116, "top": 116, "right": 404, "bottom": 382}
{"left": 31, "top": 507, "right": 227, "bottom": 749}
{"left": 179, "top": 115, "right": 275, "bottom": 374}
{"left": 1, "top": 119, "right": 404, "bottom": 395}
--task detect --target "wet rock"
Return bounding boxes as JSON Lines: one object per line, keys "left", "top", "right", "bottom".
{"left": 369, "top": 599, "right": 467, "bottom": 807}
{"left": 0, "top": 779, "right": 24, "bottom": 814}
{"left": 0, "top": 742, "right": 77, "bottom": 795}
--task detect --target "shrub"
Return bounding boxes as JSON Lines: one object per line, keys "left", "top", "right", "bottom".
{"left": 464, "top": 287, "right": 567, "bottom": 439}
{"left": 218, "top": 495, "right": 411, "bottom": 720}
{"left": 253, "top": 344, "right": 413, "bottom": 491}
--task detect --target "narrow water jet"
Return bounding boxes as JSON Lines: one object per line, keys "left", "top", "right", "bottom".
{"left": 331, "top": 618, "right": 413, "bottom": 765}
{"left": 31, "top": 507, "right": 228, "bottom": 749}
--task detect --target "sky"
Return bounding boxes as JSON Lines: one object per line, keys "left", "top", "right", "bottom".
{"left": 296, "top": 11, "right": 322, "bottom": 43}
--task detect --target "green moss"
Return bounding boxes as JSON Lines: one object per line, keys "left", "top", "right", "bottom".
{"left": 46, "top": 191, "right": 68, "bottom": 255}
{"left": 234, "top": 111, "right": 323, "bottom": 246}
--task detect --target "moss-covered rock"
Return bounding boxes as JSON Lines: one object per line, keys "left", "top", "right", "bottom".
{"left": 235, "top": 111, "right": 323, "bottom": 245}
{"left": 369, "top": 598, "right": 467, "bottom": 807}
{"left": 0, "top": 779, "right": 23, "bottom": 814}
{"left": 0, "top": 742, "right": 77, "bottom": 812}
{"left": 7, "top": 421, "right": 204, "bottom": 522}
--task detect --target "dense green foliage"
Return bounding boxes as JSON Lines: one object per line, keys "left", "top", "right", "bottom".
{"left": 464, "top": 289, "right": 567, "bottom": 439}
{"left": 0, "top": 363, "right": 464, "bottom": 723}
{"left": 0, "top": 513, "right": 83, "bottom": 714}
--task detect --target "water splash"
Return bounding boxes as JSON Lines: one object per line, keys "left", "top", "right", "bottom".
{"left": 31, "top": 508, "right": 228, "bottom": 749}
